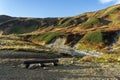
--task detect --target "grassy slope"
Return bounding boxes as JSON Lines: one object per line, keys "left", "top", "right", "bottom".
{"left": 0, "top": 5, "right": 120, "bottom": 64}
{"left": 0, "top": 5, "right": 119, "bottom": 46}
{"left": 0, "top": 5, "right": 119, "bottom": 34}
{"left": 0, "top": 4, "right": 119, "bottom": 57}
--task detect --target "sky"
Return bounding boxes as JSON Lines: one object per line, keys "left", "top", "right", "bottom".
{"left": 0, "top": 0, "right": 120, "bottom": 18}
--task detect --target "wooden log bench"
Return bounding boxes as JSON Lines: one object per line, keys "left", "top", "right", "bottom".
{"left": 23, "top": 59, "right": 59, "bottom": 68}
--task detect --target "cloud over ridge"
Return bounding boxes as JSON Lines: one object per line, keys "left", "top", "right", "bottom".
{"left": 99, "top": 0, "right": 120, "bottom": 4}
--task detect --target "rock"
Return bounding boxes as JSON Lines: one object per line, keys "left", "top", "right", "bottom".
{"left": 43, "top": 67, "right": 49, "bottom": 70}
{"left": 19, "top": 64, "right": 40, "bottom": 69}
{"left": 11, "top": 66, "right": 16, "bottom": 68}
{"left": 47, "top": 40, "right": 103, "bottom": 57}
{"left": 29, "top": 64, "right": 40, "bottom": 69}
{"left": 18, "top": 64, "right": 26, "bottom": 68}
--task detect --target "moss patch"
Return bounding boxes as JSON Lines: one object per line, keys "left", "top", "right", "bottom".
{"left": 30, "top": 32, "right": 61, "bottom": 44}
{"left": 83, "top": 17, "right": 99, "bottom": 26}
{"left": 60, "top": 18, "right": 75, "bottom": 27}
{"left": 76, "top": 31, "right": 104, "bottom": 50}
{"left": 81, "top": 31, "right": 103, "bottom": 43}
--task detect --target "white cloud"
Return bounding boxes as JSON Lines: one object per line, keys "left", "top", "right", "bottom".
{"left": 115, "top": 0, "right": 120, "bottom": 4}
{"left": 99, "top": 0, "right": 114, "bottom": 4}
{"left": 99, "top": 0, "right": 120, "bottom": 4}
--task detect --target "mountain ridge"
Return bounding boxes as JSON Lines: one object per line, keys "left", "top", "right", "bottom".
{"left": 0, "top": 4, "right": 120, "bottom": 53}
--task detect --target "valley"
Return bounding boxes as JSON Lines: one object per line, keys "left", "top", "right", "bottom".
{"left": 0, "top": 4, "right": 120, "bottom": 80}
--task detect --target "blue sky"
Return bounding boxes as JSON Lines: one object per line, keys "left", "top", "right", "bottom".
{"left": 0, "top": 0, "right": 120, "bottom": 18}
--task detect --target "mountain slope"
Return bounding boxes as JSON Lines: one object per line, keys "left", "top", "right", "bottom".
{"left": 0, "top": 4, "right": 119, "bottom": 34}
{"left": 0, "top": 4, "right": 120, "bottom": 53}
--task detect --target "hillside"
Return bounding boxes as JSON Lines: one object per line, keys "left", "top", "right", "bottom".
{"left": 0, "top": 4, "right": 120, "bottom": 58}
{"left": 0, "top": 4, "right": 120, "bottom": 34}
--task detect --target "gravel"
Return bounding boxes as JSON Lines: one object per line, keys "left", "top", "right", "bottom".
{"left": 0, "top": 50, "right": 119, "bottom": 80}
{"left": 0, "top": 59, "right": 120, "bottom": 80}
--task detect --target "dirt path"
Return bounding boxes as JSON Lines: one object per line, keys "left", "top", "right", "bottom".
{"left": 0, "top": 60, "right": 120, "bottom": 80}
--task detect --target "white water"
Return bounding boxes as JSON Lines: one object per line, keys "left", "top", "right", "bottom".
{"left": 57, "top": 48, "right": 103, "bottom": 57}
{"left": 47, "top": 37, "right": 103, "bottom": 57}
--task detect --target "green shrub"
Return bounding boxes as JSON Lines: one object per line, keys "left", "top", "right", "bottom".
{"left": 81, "top": 31, "right": 103, "bottom": 43}
{"left": 32, "top": 32, "right": 60, "bottom": 43}
{"left": 83, "top": 17, "right": 99, "bottom": 26}
{"left": 43, "top": 33, "right": 59, "bottom": 43}
{"left": 60, "top": 18, "right": 75, "bottom": 27}
{"left": 59, "top": 18, "right": 70, "bottom": 25}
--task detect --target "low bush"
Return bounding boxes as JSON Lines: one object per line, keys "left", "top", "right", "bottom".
{"left": 30, "top": 32, "right": 60, "bottom": 44}
{"left": 81, "top": 30, "right": 103, "bottom": 43}
{"left": 83, "top": 17, "right": 99, "bottom": 26}
{"left": 60, "top": 18, "right": 76, "bottom": 27}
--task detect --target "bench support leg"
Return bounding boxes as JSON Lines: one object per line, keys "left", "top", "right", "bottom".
{"left": 25, "top": 64, "right": 30, "bottom": 68}
{"left": 53, "top": 62, "right": 58, "bottom": 66}
{"left": 40, "top": 63, "right": 45, "bottom": 67}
